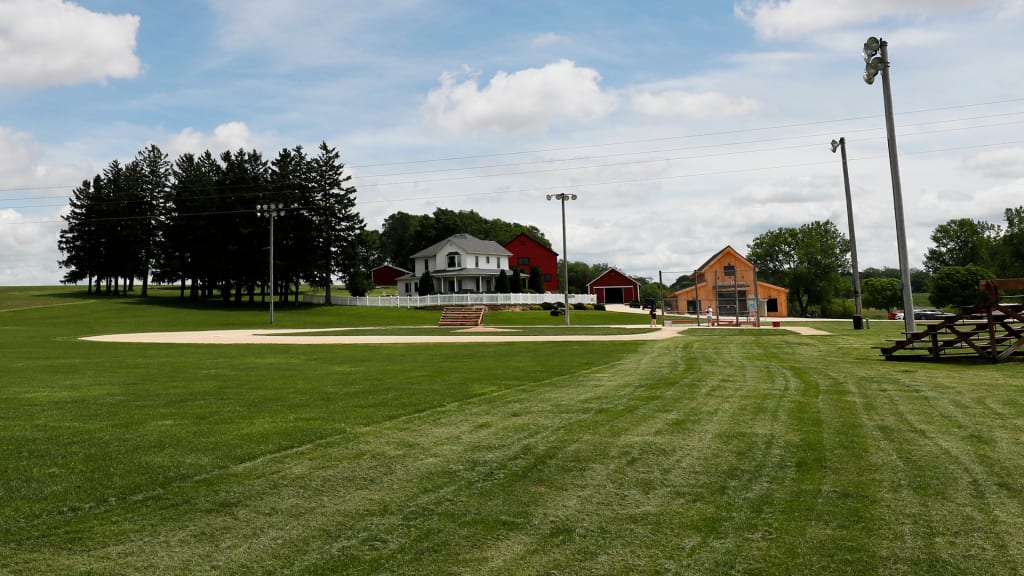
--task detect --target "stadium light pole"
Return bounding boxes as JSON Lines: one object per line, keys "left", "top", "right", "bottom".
{"left": 864, "top": 36, "right": 915, "bottom": 335}
{"left": 547, "top": 193, "right": 577, "bottom": 326}
{"left": 831, "top": 137, "right": 864, "bottom": 328}
{"left": 257, "top": 203, "right": 285, "bottom": 324}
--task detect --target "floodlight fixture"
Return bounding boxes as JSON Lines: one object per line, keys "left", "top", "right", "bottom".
{"left": 830, "top": 139, "right": 841, "bottom": 153}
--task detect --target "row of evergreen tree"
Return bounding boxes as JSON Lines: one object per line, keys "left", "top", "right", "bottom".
{"left": 58, "top": 142, "right": 365, "bottom": 303}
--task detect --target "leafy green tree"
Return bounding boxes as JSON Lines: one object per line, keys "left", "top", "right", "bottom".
{"left": 269, "top": 145, "right": 314, "bottom": 304}
{"left": 219, "top": 148, "right": 270, "bottom": 303}
{"left": 993, "top": 206, "right": 1024, "bottom": 278}
{"left": 909, "top": 268, "right": 931, "bottom": 293}
{"left": 496, "top": 269, "right": 510, "bottom": 293}
{"left": 669, "top": 274, "right": 695, "bottom": 292}
{"left": 510, "top": 267, "right": 522, "bottom": 292}
{"left": 747, "top": 220, "right": 850, "bottom": 317}
{"left": 58, "top": 178, "right": 101, "bottom": 291}
{"left": 861, "top": 277, "right": 902, "bottom": 312}
{"left": 379, "top": 208, "right": 548, "bottom": 270}
{"left": 639, "top": 282, "right": 667, "bottom": 307}
{"left": 418, "top": 269, "right": 435, "bottom": 296}
{"left": 355, "top": 229, "right": 383, "bottom": 272}
{"left": 345, "top": 268, "right": 371, "bottom": 297}
{"left": 308, "top": 142, "right": 364, "bottom": 304}
{"left": 528, "top": 265, "right": 545, "bottom": 293}
{"left": 929, "top": 264, "right": 996, "bottom": 308}
{"left": 161, "top": 151, "right": 223, "bottom": 299}
{"left": 923, "top": 218, "right": 999, "bottom": 273}
{"left": 131, "top": 144, "right": 171, "bottom": 297}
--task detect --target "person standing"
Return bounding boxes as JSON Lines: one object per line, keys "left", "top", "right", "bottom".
{"left": 649, "top": 304, "right": 658, "bottom": 327}
{"left": 705, "top": 306, "right": 713, "bottom": 325}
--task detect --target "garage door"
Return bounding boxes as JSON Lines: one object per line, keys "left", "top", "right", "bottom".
{"left": 604, "top": 287, "right": 625, "bottom": 304}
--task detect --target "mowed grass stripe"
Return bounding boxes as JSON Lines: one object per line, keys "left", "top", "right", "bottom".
{"left": 4, "top": 336, "right": 758, "bottom": 575}
{"left": 847, "top": 366, "right": 1024, "bottom": 574}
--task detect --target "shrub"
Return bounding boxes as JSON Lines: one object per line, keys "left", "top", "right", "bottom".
{"left": 540, "top": 302, "right": 554, "bottom": 310}
{"left": 584, "top": 304, "right": 595, "bottom": 311}
{"left": 593, "top": 303, "right": 606, "bottom": 311}
{"left": 573, "top": 302, "right": 586, "bottom": 311}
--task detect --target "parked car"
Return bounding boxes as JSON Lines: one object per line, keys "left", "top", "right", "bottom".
{"left": 641, "top": 298, "right": 656, "bottom": 310}
{"left": 628, "top": 300, "right": 641, "bottom": 308}
{"left": 914, "top": 308, "right": 952, "bottom": 320}
{"left": 895, "top": 309, "right": 952, "bottom": 321}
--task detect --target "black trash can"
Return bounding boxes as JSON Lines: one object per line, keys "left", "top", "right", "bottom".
{"left": 852, "top": 314, "right": 864, "bottom": 330}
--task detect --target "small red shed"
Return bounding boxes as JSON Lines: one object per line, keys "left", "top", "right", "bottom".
{"left": 371, "top": 264, "right": 412, "bottom": 287}
{"left": 587, "top": 268, "right": 640, "bottom": 304}
{"left": 503, "top": 233, "right": 559, "bottom": 292}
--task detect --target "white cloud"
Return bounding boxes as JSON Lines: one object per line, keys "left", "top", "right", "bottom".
{"left": 632, "top": 90, "right": 762, "bottom": 119}
{"left": 0, "top": 0, "right": 140, "bottom": 87}
{"left": 963, "top": 147, "right": 1024, "bottom": 178}
{"left": 166, "top": 122, "right": 264, "bottom": 158}
{"left": 531, "top": 32, "right": 569, "bottom": 48}
{"left": 0, "top": 209, "right": 63, "bottom": 286}
{"left": 422, "top": 60, "right": 620, "bottom": 134}
{"left": 734, "top": 0, "right": 1004, "bottom": 39}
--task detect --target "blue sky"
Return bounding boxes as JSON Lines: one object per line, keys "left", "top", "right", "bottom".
{"left": 2, "top": 0, "right": 1024, "bottom": 285}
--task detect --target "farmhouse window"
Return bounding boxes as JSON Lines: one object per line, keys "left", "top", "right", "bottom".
{"left": 518, "top": 257, "right": 530, "bottom": 266}
{"left": 447, "top": 252, "right": 461, "bottom": 268}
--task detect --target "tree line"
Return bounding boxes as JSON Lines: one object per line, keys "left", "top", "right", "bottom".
{"left": 742, "top": 206, "right": 1024, "bottom": 316}
{"left": 59, "top": 142, "right": 365, "bottom": 303}
{"left": 369, "top": 208, "right": 552, "bottom": 272}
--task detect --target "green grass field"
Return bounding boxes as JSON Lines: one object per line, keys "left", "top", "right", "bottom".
{"left": 2, "top": 287, "right": 1023, "bottom": 575}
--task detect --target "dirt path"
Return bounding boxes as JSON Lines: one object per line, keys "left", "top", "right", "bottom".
{"left": 81, "top": 324, "right": 829, "bottom": 345}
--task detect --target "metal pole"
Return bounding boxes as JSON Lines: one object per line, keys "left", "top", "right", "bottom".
{"left": 879, "top": 40, "right": 915, "bottom": 335}
{"left": 560, "top": 196, "right": 569, "bottom": 326}
{"left": 734, "top": 272, "right": 739, "bottom": 326}
{"left": 753, "top": 266, "right": 761, "bottom": 327}
{"left": 838, "top": 137, "right": 864, "bottom": 324}
{"left": 269, "top": 214, "right": 275, "bottom": 325}
{"left": 658, "top": 270, "right": 664, "bottom": 327}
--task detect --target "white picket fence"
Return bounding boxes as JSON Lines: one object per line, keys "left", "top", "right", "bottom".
{"left": 303, "top": 292, "right": 597, "bottom": 307}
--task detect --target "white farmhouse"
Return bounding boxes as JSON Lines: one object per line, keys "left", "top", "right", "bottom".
{"left": 398, "top": 234, "right": 513, "bottom": 295}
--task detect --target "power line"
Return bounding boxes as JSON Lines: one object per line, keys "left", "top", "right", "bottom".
{"left": 4, "top": 111, "right": 1023, "bottom": 210}
{"left": 11, "top": 137, "right": 1021, "bottom": 226}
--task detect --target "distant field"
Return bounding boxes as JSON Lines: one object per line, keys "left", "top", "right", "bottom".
{"left": 2, "top": 287, "right": 1023, "bottom": 575}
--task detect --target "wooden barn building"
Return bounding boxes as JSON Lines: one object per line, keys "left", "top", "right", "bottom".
{"left": 371, "top": 264, "right": 412, "bottom": 287}
{"left": 503, "top": 233, "right": 559, "bottom": 293}
{"left": 587, "top": 268, "right": 641, "bottom": 305}
{"left": 668, "top": 246, "right": 789, "bottom": 318}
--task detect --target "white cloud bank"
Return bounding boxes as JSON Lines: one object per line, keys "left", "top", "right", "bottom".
{"left": 422, "top": 60, "right": 620, "bottom": 134}
{"left": 0, "top": 0, "right": 141, "bottom": 87}
{"left": 165, "top": 122, "right": 264, "bottom": 159}
{"left": 734, "top": 0, "right": 1004, "bottom": 38}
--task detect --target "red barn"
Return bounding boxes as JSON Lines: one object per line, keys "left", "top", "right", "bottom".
{"left": 587, "top": 268, "right": 641, "bottom": 304}
{"left": 503, "top": 233, "right": 559, "bottom": 292}
{"left": 371, "top": 264, "right": 411, "bottom": 287}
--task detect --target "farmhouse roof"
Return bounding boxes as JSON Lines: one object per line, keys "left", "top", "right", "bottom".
{"left": 411, "top": 233, "right": 512, "bottom": 258}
